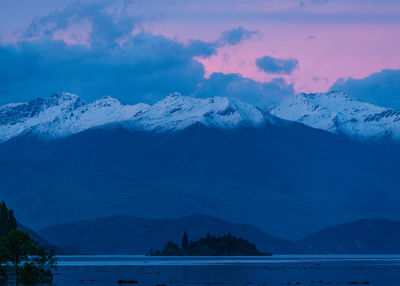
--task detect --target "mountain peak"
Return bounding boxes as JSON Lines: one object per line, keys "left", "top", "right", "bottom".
{"left": 133, "top": 94, "right": 267, "bottom": 131}
{"left": 50, "top": 92, "right": 80, "bottom": 100}
{"left": 327, "top": 90, "right": 350, "bottom": 98}
{"left": 0, "top": 92, "right": 85, "bottom": 142}
{"left": 301, "top": 90, "right": 349, "bottom": 99}
{"left": 47, "top": 92, "right": 84, "bottom": 107}
{"left": 269, "top": 91, "right": 400, "bottom": 140}
{"left": 93, "top": 96, "right": 123, "bottom": 106}
{"left": 167, "top": 92, "right": 185, "bottom": 98}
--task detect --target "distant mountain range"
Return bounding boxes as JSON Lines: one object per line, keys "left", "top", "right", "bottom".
{"left": 38, "top": 214, "right": 298, "bottom": 254}
{"left": 39, "top": 215, "right": 400, "bottom": 255}
{"left": 1, "top": 91, "right": 400, "bottom": 142}
{"left": 1, "top": 93, "right": 400, "bottom": 240}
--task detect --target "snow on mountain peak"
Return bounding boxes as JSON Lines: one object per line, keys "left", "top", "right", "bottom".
{"left": 132, "top": 92, "right": 267, "bottom": 131}
{"left": 0, "top": 93, "right": 268, "bottom": 142}
{"left": 0, "top": 92, "right": 85, "bottom": 142}
{"left": 268, "top": 91, "right": 400, "bottom": 140}
{"left": 2, "top": 90, "right": 399, "bottom": 143}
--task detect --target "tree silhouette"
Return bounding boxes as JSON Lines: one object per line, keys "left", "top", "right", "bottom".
{"left": 0, "top": 202, "right": 56, "bottom": 284}
{"left": 153, "top": 233, "right": 269, "bottom": 256}
{"left": 0, "top": 230, "right": 34, "bottom": 280}
{"left": 0, "top": 201, "right": 17, "bottom": 237}
{"left": 0, "top": 229, "right": 56, "bottom": 284}
{"left": 181, "top": 232, "right": 189, "bottom": 250}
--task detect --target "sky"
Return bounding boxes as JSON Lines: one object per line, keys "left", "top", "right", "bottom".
{"left": 0, "top": 0, "right": 400, "bottom": 108}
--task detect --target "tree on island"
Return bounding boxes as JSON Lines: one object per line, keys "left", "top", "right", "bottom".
{"left": 158, "top": 241, "right": 181, "bottom": 256}
{"left": 152, "top": 232, "right": 270, "bottom": 256}
{"left": 0, "top": 201, "right": 56, "bottom": 285}
{"left": 181, "top": 231, "right": 189, "bottom": 250}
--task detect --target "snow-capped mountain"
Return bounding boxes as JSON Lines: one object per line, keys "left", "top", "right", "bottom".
{"left": 268, "top": 91, "right": 400, "bottom": 141}
{"left": 2, "top": 90, "right": 400, "bottom": 143}
{"left": 0, "top": 93, "right": 84, "bottom": 142}
{"left": 32, "top": 95, "right": 150, "bottom": 139}
{"left": 0, "top": 92, "right": 269, "bottom": 142}
{"left": 133, "top": 93, "right": 268, "bottom": 131}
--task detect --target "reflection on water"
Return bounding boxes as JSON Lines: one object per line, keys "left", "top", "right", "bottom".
{"left": 3, "top": 255, "right": 400, "bottom": 286}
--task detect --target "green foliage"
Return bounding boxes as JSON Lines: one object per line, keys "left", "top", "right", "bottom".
{"left": 0, "top": 201, "right": 56, "bottom": 285}
{"left": 153, "top": 232, "right": 269, "bottom": 256}
{"left": 0, "top": 201, "right": 17, "bottom": 237}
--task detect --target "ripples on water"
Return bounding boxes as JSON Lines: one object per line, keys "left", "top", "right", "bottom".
{"left": 3, "top": 255, "right": 400, "bottom": 286}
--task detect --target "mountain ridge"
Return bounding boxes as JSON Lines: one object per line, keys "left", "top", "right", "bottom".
{"left": 0, "top": 92, "right": 272, "bottom": 143}
{"left": 268, "top": 90, "right": 400, "bottom": 140}
{"left": 2, "top": 91, "right": 400, "bottom": 142}
{"left": 298, "top": 218, "right": 400, "bottom": 254}
{"left": 39, "top": 215, "right": 400, "bottom": 254}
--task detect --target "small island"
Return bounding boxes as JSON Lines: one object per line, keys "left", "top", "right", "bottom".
{"left": 151, "top": 232, "right": 271, "bottom": 256}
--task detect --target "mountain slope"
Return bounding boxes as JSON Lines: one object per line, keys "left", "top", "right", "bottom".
{"left": 268, "top": 91, "right": 400, "bottom": 140}
{"left": 298, "top": 219, "right": 400, "bottom": 254}
{"left": 39, "top": 214, "right": 299, "bottom": 254}
{"left": 1, "top": 122, "right": 400, "bottom": 240}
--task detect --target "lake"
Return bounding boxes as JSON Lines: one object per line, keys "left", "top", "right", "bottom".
{"left": 5, "top": 255, "right": 400, "bottom": 285}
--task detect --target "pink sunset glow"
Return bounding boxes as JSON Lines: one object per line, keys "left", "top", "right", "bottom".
{"left": 196, "top": 23, "right": 400, "bottom": 93}
{"left": 139, "top": 0, "right": 400, "bottom": 94}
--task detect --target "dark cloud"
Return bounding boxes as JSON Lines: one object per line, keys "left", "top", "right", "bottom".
{"left": 256, "top": 55, "right": 299, "bottom": 75}
{"left": 0, "top": 2, "right": 293, "bottom": 107}
{"left": 21, "top": 0, "right": 137, "bottom": 47}
{"left": 0, "top": 35, "right": 294, "bottom": 106}
{"left": 330, "top": 69, "right": 400, "bottom": 109}
{"left": 0, "top": 34, "right": 207, "bottom": 104}
{"left": 218, "top": 26, "right": 258, "bottom": 46}
{"left": 193, "top": 73, "right": 294, "bottom": 107}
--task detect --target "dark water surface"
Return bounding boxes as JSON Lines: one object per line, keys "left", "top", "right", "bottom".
{"left": 10, "top": 255, "right": 400, "bottom": 285}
